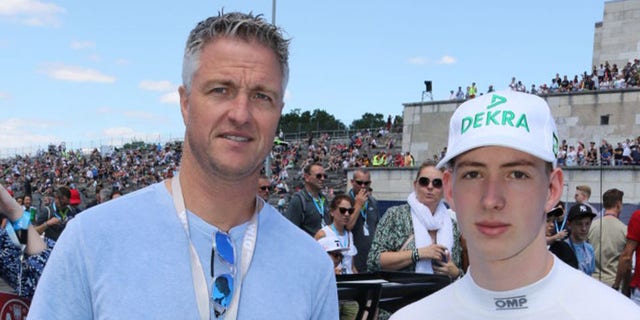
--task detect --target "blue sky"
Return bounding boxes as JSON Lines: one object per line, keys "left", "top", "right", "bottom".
{"left": 0, "top": 0, "right": 605, "bottom": 153}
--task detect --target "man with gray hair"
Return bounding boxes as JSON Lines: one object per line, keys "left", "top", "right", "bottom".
{"left": 29, "top": 11, "right": 337, "bottom": 319}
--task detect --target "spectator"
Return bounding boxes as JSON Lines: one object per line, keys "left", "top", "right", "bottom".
{"left": 257, "top": 175, "right": 271, "bottom": 202}
{"left": 586, "top": 141, "right": 598, "bottom": 165}
{"left": 550, "top": 78, "right": 559, "bottom": 92}
{"left": 0, "top": 184, "right": 53, "bottom": 298}
{"left": 556, "top": 144, "right": 567, "bottom": 166}
{"left": 614, "top": 209, "right": 640, "bottom": 305}
{"left": 404, "top": 151, "right": 415, "bottom": 167}
{"left": 69, "top": 188, "right": 83, "bottom": 214}
{"left": 508, "top": 77, "right": 517, "bottom": 90}
{"left": 316, "top": 235, "right": 359, "bottom": 320}
{"left": 622, "top": 141, "right": 633, "bottom": 164}
{"left": 276, "top": 194, "right": 286, "bottom": 212}
{"left": 391, "top": 91, "right": 639, "bottom": 319}
{"left": 468, "top": 82, "right": 477, "bottom": 99}
{"left": 631, "top": 145, "right": 640, "bottom": 165}
{"left": 574, "top": 185, "right": 599, "bottom": 217}
{"left": 368, "top": 160, "right": 464, "bottom": 280}
{"left": 565, "top": 145, "right": 577, "bottom": 166}
{"left": 588, "top": 188, "right": 627, "bottom": 287}
{"left": 566, "top": 204, "right": 597, "bottom": 276}
{"left": 28, "top": 11, "right": 338, "bottom": 319}
{"left": 455, "top": 86, "right": 465, "bottom": 100}
{"left": 546, "top": 202, "right": 578, "bottom": 269}
{"left": 345, "top": 168, "right": 380, "bottom": 273}
{"left": 613, "top": 142, "right": 624, "bottom": 166}
{"left": 285, "top": 162, "right": 330, "bottom": 237}
{"left": 315, "top": 194, "right": 357, "bottom": 274}
{"left": 34, "top": 186, "right": 75, "bottom": 241}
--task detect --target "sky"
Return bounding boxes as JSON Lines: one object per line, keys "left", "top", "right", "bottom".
{"left": 0, "top": 0, "right": 606, "bottom": 154}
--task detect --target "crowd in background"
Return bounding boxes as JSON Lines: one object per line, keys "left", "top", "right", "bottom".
{"left": 450, "top": 58, "right": 640, "bottom": 100}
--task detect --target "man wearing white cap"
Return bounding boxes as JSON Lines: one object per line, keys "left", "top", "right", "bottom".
{"left": 392, "top": 91, "right": 639, "bottom": 319}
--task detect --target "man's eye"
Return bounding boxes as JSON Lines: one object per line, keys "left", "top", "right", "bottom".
{"left": 511, "top": 171, "right": 529, "bottom": 179}
{"left": 461, "top": 171, "right": 479, "bottom": 179}
{"left": 253, "top": 92, "right": 273, "bottom": 102}
{"left": 209, "top": 87, "right": 227, "bottom": 94}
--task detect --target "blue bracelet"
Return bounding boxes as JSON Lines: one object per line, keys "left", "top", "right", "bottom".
{"left": 11, "top": 211, "right": 32, "bottom": 231}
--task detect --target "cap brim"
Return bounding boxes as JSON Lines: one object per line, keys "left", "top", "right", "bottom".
{"left": 547, "top": 207, "right": 563, "bottom": 217}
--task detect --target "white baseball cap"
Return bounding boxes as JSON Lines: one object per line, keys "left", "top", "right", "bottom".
{"left": 437, "top": 91, "right": 559, "bottom": 169}
{"left": 317, "top": 236, "right": 349, "bottom": 253}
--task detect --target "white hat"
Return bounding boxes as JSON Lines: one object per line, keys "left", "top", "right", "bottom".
{"left": 437, "top": 91, "right": 559, "bottom": 169}
{"left": 317, "top": 236, "right": 349, "bottom": 253}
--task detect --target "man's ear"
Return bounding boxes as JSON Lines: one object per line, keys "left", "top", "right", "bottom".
{"left": 546, "top": 168, "right": 564, "bottom": 213}
{"left": 178, "top": 86, "right": 189, "bottom": 126}
{"left": 443, "top": 170, "right": 455, "bottom": 211}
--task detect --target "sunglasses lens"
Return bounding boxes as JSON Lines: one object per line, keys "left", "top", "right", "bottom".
{"left": 418, "top": 177, "right": 443, "bottom": 188}
{"left": 260, "top": 186, "right": 269, "bottom": 191}
{"left": 338, "top": 207, "right": 354, "bottom": 214}
{"left": 316, "top": 173, "right": 327, "bottom": 179}
{"left": 215, "top": 232, "right": 235, "bottom": 265}
{"left": 212, "top": 274, "right": 234, "bottom": 313}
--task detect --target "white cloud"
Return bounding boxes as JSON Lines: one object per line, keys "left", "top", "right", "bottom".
{"left": 0, "top": 118, "right": 59, "bottom": 150}
{"left": 123, "top": 111, "right": 155, "bottom": 120}
{"left": 87, "top": 54, "right": 102, "bottom": 62}
{"left": 96, "top": 106, "right": 112, "bottom": 114}
{"left": 0, "top": 0, "right": 65, "bottom": 27}
{"left": 139, "top": 80, "right": 175, "bottom": 92}
{"left": 160, "top": 91, "right": 179, "bottom": 104}
{"left": 114, "top": 58, "right": 130, "bottom": 66}
{"left": 70, "top": 40, "right": 95, "bottom": 50}
{"left": 42, "top": 64, "right": 116, "bottom": 83}
{"left": 437, "top": 55, "right": 456, "bottom": 65}
{"left": 407, "top": 56, "right": 429, "bottom": 65}
{"left": 0, "top": 91, "right": 9, "bottom": 99}
{"left": 284, "top": 89, "right": 291, "bottom": 103}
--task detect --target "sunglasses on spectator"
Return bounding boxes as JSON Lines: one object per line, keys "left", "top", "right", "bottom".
{"left": 259, "top": 186, "right": 271, "bottom": 191}
{"left": 338, "top": 207, "right": 355, "bottom": 214}
{"left": 354, "top": 180, "right": 371, "bottom": 186}
{"left": 314, "top": 173, "right": 328, "bottom": 180}
{"left": 211, "top": 231, "right": 235, "bottom": 317}
{"left": 417, "top": 177, "right": 443, "bottom": 189}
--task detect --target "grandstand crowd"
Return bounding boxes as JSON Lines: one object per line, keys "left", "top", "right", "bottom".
{"left": 2, "top": 126, "right": 639, "bottom": 216}
{"left": 450, "top": 58, "right": 640, "bottom": 100}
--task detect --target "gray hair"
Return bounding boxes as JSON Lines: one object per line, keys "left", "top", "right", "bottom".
{"left": 181, "top": 11, "right": 290, "bottom": 93}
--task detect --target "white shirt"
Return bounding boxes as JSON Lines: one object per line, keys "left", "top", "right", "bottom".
{"left": 391, "top": 256, "right": 639, "bottom": 319}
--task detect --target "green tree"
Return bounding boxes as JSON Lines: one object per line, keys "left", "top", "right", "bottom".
{"left": 278, "top": 108, "right": 346, "bottom": 133}
{"left": 350, "top": 113, "right": 385, "bottom": 130}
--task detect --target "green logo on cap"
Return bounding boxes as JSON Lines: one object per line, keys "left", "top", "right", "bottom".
{"left": 460, "top": 94, "right": 530, "bottom": 134}
{"left": 553, "top": 133, "right": 559, "bottom": 157}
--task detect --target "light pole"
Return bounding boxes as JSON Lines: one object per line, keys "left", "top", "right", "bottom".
{"left": 272, "top": 0, "right": 276, "bottom": 25}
